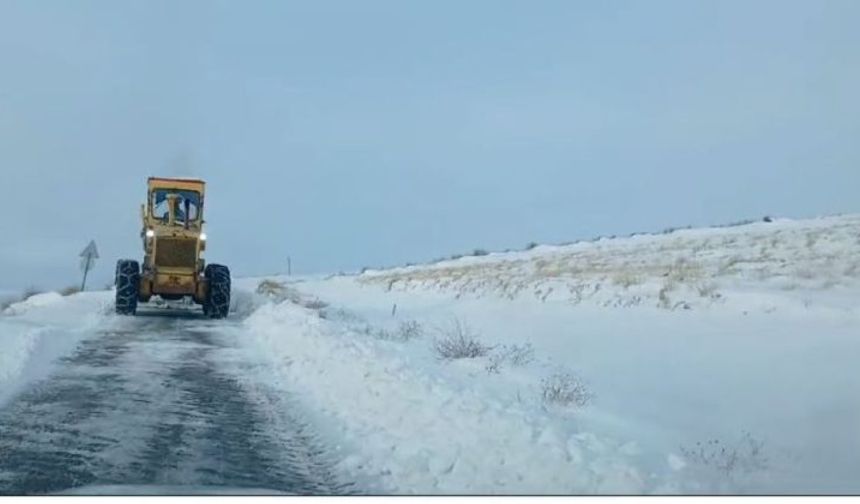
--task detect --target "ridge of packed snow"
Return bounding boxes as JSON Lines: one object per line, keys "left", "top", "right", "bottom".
{"left": 0, "top": 291, "right": 112, "bottom": 406}
{"left": 238, "top": 299, "right": 653, "bottom": 494}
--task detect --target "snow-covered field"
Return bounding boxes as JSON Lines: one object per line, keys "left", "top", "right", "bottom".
{"left": 233, "top": 214, "right": 860, "bottom": 494}
{"left": 1, "top": 214, "right": 858, "bottom": 494}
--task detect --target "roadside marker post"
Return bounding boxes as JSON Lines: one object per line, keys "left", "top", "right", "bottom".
{"left": 79, "top": 240, "right": 99, "bottom": 291}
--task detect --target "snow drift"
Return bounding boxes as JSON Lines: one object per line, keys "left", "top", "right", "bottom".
{"left": 236, "top": 214, "right": 860, "bottom": 494}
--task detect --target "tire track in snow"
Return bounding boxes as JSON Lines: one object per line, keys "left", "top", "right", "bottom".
{"left": 0, "top": 312, "right": 349, "bottom": 495}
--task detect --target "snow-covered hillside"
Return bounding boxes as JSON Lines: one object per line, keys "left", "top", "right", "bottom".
{"left": 1, "top": 214, "right": 858, "bottom": 494}
{"left": 234, "top": 214, "right": 860, "bottom": 494}
{"left": 358, "top": 214, "right": 860, "bottom": 313}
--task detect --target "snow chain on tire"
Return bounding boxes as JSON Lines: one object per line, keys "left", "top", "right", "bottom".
{"left": 115, "top": 259, "right": 140, "bottom": 315}
{"left": 204, "top": 264, "right": 231, "bottom": 319}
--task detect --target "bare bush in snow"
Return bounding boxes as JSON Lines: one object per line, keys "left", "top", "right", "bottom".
{"left": 485, "top": 343, "right": 535, "bottom": 373}
{"left": 256, "top": 279, "right": 301, "bottom": 303}
{"left": 666, "top": 258, "right": 703, "bottom": 283}
{"left": 256, "top": 279, "right": 284, "bottom": 296}
{"left": 256, "top": 279, "right": 327, "bottom": 311}
{"left": 369, "top": 327, "right": 393, "bottom": 340}
{"left": 433, "top": 318, "right": 491, "bottom": 360}
{"left": 679, "top": 432, "right": 768, "bottom": 481}
{"left": 506, "top": 343, "right": 535, "bottom": 366}
{"left": 541, "top": 372, "right": 594, "bottom": 408}
{"left": 658, "top": 281, "right": 675, "bottom": 309}
{"left": 397, "top": 320, "right": 424, "bottom": 341}
{"left": 718, "top": 255, "right": 743, "bottom": 275}
{"left": 303, "top": 298, "right": 329, "bottom": 310}
{"left": 695, "top": 282, "right": 720, "bottom": 299}
{"left": 612, "top": 271, "right": 641, "bottom": 289}
{"left": 322, "top": 307, "right": 364, "bottom": 323}
{"left": 361, "top": 320, "right": 424, "bottom": 343}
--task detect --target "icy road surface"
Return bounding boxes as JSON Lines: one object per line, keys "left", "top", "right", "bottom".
{"left": 0, "top": 308, "right": 347, "bottom": 496}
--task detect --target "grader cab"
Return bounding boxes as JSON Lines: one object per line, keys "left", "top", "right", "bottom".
{"left": 115, "top": 177, "right": 230, "bottom": 318}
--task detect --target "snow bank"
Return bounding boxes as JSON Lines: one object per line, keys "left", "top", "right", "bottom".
{"left": 283, "top": 274, "right": 860, "bottom": 494}
{"left": 0, "top": 324, "right": 40, "bottom": 387}
{"left": 2, "top": 292, "right": 64, "bottom": 314}
{"left": 0, "top": 291, "right": 111, "bottom": 406}
{"left": 239, "top": 297, "right": 655, "bottom": 494}
{"left": 238, "top": 214, "right": 860, "bottom": 494}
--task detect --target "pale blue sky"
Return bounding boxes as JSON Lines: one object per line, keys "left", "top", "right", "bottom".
{"left": 0, "top": 0, "right": 858, "bottom": 290}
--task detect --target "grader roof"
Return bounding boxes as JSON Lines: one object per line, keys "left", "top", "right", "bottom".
{"left": 148, "top": 177, "right": 205, "bottom": 192}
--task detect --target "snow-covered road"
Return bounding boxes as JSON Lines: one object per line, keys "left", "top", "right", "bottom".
{"left": 0, "top": 306, "right": 347, "bottom": 496}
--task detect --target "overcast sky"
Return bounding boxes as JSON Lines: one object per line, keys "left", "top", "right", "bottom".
{"left": 0, "top": 0, "right": 858, "bottom": 291}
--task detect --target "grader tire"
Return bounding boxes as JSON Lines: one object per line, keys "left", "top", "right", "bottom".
{"left": 204, "top": 264, "right": 230, "bottom": 319}
{"left": 115, "top": 259, "right": 140, "bottom": 315}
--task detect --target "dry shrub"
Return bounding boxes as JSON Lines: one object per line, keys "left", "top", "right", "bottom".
{"left": 658, "top": 280, "right": 675, "bottom": 309}
{"left": 680, "top": 432, "right": 768, "bottom": 478}
{"left": 696, "top": 282, "right": 720, "bottom": 299}
{"left": 485, "top": 343, "right": 535, "bottom": 373}
{"left": 541, "top": 372, "right": 594, "bottom": 408}
{"left": 303, "top": 298, "right": 329, "bottom": 310}
{"left": 612, "top": 271, "right": 641, "bottom": 289}
{"left": 256, "top": 279, "right": 302, "bottom": 303}
{"left": 666, "top": 258, "right": 703, "bottom": 283}
{"left": 368, "top": 320, "right": 424, "bottom": 342}
{"left": 397, "top": 320, "right": 424, "bottom": 341}
{"left": 257, "top": 279, "right": 291, "bottom": 299}
{"left": 433, "top": 318, "right": 491, "bottom": 360}
{"left": 718, "top": 256, "right": 743, "bottom": 275}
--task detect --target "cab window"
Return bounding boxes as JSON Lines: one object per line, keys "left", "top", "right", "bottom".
{"left": 151, "top": 189, "right": 201, "bottom": 224}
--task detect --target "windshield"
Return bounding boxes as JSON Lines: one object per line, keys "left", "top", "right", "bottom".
{"left": 151, "top": 189, "right": 201, "bottom": 224}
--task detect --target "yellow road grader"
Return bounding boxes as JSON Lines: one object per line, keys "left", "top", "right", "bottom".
{"left": 115, "top": 177, "right": 230, "bottom": 318}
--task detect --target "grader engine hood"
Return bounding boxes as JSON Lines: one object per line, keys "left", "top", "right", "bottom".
{"left": 153, "top": 234, "right": 200, "bottom": 268}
